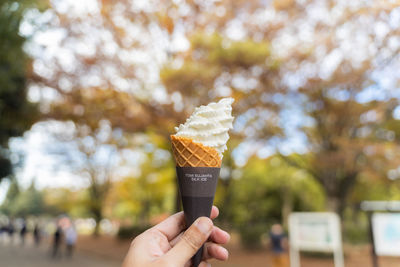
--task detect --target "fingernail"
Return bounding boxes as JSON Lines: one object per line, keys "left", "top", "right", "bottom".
{"left": 224, "top": 231, "right": 231, "bottom": 242}
{"left": 195, "top": 217, "right": 212, "bottom": 234}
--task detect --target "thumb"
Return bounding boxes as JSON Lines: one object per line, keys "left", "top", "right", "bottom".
{"left": 163, "top": 217, "right": 213, "bottom": 266}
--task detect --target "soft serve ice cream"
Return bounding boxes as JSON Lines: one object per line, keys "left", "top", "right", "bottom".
{"left": 174, "top": 97, "right": 234, "bottom": 158}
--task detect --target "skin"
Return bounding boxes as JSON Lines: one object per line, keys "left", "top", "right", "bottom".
{"left": 122, "top": 206, "right": 230, "bottom": 267}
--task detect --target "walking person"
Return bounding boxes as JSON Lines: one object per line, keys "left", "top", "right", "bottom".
{"left": 20, "top": 220, "right": 27, "bottom": 246}
{"left": 33, "top": 223, "right": 41, "bottom": 246}
{"left": 52, "top": 223, "right": 63, "bottom": 259}
{"left": 0, "top": 223, "right": 6, "bottom": 244}
{"left": 7, "top": 220, "right": 15, "bottom": 245}
{"left": 269, "top": 223, "right": 288, "bottom": 267}
{"left": 65, "top": 223, "right": 77, "bottom": 258}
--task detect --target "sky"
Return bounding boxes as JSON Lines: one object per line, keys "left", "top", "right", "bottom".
{"left": 0, "top": 128, "right": 87, "bottom": 203}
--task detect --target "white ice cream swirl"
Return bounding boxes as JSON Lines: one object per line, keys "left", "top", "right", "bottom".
{"left": 175, "top": 98, "right": 234, "bottom": 157}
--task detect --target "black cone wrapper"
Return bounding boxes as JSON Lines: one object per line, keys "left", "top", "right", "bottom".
{"left": 176, "top": 166, "right": 220, "bottom": 267}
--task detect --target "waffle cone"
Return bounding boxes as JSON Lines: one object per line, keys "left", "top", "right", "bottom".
{"left": 171, "top": 135, "right": 221, "bottom": 167}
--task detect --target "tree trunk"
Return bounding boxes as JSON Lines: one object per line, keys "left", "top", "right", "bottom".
{"left": 92, "top": 207, "right": 102, "bottom": 237}
{"left": 281, "top": 187, "right": 293, "bottom": 228}
{"left": 88, "top": 178, "right": 110, "bottom": 237}
{"left": 139, "top": 198, "right": 151, "bottom": 225}
{"left": 321, "top": 172, "right": 358, "bottom": 217}
{"left": 326, "top": 194, "right": 347, "bottom": 218}
{"left": 326, "top": 196, "right": 340, "bottom": 213}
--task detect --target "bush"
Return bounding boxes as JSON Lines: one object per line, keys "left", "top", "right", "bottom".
{"left": 117, "top": 225, "right": 151, "bottom": 239}
{"left": 238, "top": 223, "right": 267, "bottom": 250}
{"left": 343, "top": 221, "right": 369, "bottom": 244}
{"left": 342, "top": 210, "right": 369, "bottom": 244}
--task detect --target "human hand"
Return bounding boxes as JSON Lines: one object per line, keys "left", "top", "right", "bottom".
{"left": 122, "top": 206, "right": 230, "bottom": 267}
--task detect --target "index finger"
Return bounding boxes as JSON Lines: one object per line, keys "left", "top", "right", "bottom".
{"left": 152, "top": 206, "right": 219, "bottom": 241}
{"left": 152, "top": 211, "right": 186, "bottom": 241}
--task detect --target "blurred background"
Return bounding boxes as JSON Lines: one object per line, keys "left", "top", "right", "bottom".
{"left": 1, "top": 0, "right": 400, "bottom": 266}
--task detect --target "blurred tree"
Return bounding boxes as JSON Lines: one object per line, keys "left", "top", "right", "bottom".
{"left": 22, "top": 5, "right": 273, "bottom": 234}
{"left": 0, "top": 180, "right": 46, "bottom": 217}
{"left": 154, "top": 1, "right": 400, "bottom": 217}
{"left": 108, "top": 143, "right": 175, "bottom": 225}
{"left": 0, "top": 180, "right": 86, "bottom": 217}
{"left": 157, "top": 1, "right": 400, "bottom": 220}
{"left": 382, "top": 104, "right": 400, "bottom": 180}
{"left": 276, "top": 0, "right": 400, "bottom": 213}
{"left": 228, "top": 155, "right": 324, "bottom": 248}
{"left": 0, "top": 0, "right": 46, "bottom": 181}
{"left": 0, "top": 178, "right": 20, "bottom": 215}
{"left": 43, "top": 119, "right": 123, "bottom": 235}
{"left": 267, "top": 0, "right": 398, "bottom": 218}
{"left": 29, "top": 0, "right": 185, "bottom": 213}
{"left": 160, "top": 32, "right": 283, "bottom": 212}
{"left": 281, "top": 96, "right": 398, "bottom": 215}
{"left": 43, "top": 187, "right": 92, "bottom": 217}
{"left": 11, "top": 181, "right": 45, "bottom": 217}
{"left": 28, "top": 0, "right": 400, "bottom": 220}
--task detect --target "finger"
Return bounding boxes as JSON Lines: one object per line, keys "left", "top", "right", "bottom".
{"left": 164, "top": 217, "right": 213, "bottom": 266}
{"left": 153, "top": 206, "right": 218, "bottom": 242}
{"left": 199, "top": 261, "right": 211, "bottom": 267}
{"left": 169, "top": 206, "right": 220, "bottom": 246}
{"left": 170, "top": 232, "right": 183, "bottom": 247}
{"left": 203, "top": 242, "right": 229, "bottom": 261}
{"left": 209, "top": 226, "right": 230, "bottom": 244}
{"left": 210, "top": 206, "right": 219, "bottom": 220}
{"left": 170, "top": 224, "right": 229, "bottom": 247}
{"left": 151, "top": 211, "right": 186, "bottom": 241}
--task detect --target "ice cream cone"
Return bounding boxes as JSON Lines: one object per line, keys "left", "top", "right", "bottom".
{"left": 171, "top": 135, "right": 221, "bottom": 267}
{"left": 170, "top": 135, "right": 221, "bottom": 167}
{"left": 170, "top": 98, "right": 234, "bottom": 267}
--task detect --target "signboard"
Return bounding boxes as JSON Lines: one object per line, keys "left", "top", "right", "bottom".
{"left": 289, "top": 212, "right": 344, "bottom": 267}
{"left": 372, "top": 213, "right": 400, "bottom": 257}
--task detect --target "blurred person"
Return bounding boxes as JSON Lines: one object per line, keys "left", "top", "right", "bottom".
{"left": 33, "top": 223, "right": 41, "bottom": 246}
{"left": 269, "top": 223, "right": 288, "bottom": 267}
{"left": 52, "top": 223, "right": 63, "bottom": 259}
{"left": 0, "top": 223, "right": 6, "bottom": 244}
{"left": 123, "top": 206, "right": 230, "bottom": 267}
{"left": 65, "top": 223, "right": 77, "bottom": 258}
{"left": 20, "top": 219, "right": 27, "bottom": 246}
{"left": 7, "top": 220, "right": 15, "bottom": 244}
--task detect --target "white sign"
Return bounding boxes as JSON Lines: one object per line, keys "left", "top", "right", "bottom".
{"left": 289, "top": 212, "right": 344, "bottom": 267}
{"left": 372, "top": 213, "right": 400, "bottom": 257}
